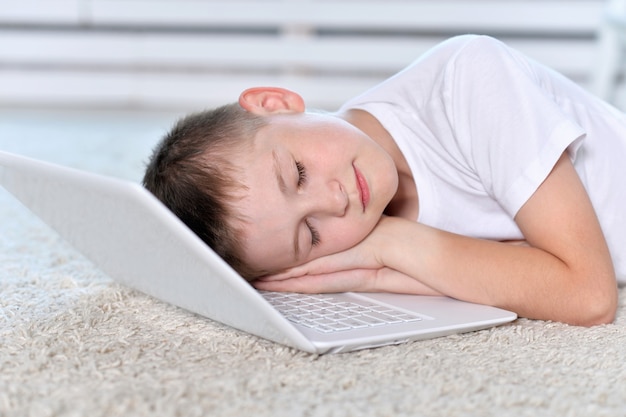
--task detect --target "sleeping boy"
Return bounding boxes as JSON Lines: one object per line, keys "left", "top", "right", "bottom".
{"left": 143, "top": 35, "right": 626, "bottom": 326}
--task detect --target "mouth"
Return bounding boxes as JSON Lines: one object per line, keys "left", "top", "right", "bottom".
{"left": 353, "top": 163, "right": 370, "bottom": 212}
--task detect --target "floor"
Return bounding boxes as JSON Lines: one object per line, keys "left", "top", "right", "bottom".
{"left": 0, "top": 107, "right": 185, "bottom": 182}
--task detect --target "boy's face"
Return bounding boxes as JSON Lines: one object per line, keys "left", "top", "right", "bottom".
{"left": 235, "top": 112, "right": 398, "bottom": 274}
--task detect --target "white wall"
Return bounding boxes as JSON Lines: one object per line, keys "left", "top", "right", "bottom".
{"left": 0, "top": 0, "right": 613, "bottom": 111}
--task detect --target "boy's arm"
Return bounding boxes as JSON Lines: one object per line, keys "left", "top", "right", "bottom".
{"left": 381, "top": 152, "right": 617, "bottom": 325}
{"left": 256, "top": 153, "right": 618, "bottom": 326}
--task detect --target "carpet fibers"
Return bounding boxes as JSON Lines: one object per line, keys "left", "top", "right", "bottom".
{"left": 1, "top": 109, "right": 625, "bottom": 417}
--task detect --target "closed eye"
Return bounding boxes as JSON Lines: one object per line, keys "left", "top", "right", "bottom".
{"left": 295, "top": 160, "right": 307, "bottom": 187}
{"left": 295, "top": 160, "right": 319, "bottom": 246}
{"left": 306, "top": 219, "right": 321, "bottom": 247}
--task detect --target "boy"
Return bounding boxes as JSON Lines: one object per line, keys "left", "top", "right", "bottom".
{"left": 143, "top": 35, "right": 626, "bottom": 326}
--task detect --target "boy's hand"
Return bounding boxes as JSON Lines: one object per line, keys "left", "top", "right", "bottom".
{"left": 253, "top": 266, "right": 380, "bottom": 293}
{"left": 258, "top": 216, "right": 391, "bottom": 282}
{"left": 252, "top": 217, "right": 442, "bottom": 295}
{"left": 252, "top": 266, "right": 441, "bottom": 295}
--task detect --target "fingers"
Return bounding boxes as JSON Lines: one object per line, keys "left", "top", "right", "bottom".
{"left": 253, "top": 276, "right": 320, "bottom": 293}
{"left": 257, "top": 267, "right": 307, "bottom": 282}
{"left": 253, "top": 275, "right": 341, "bottom": 293}
{"left": 253, "top": 269, "right": 377, "bottom": 294}
{"left": 253, "top": 267, "right": 444, "bottom": 297}
{"left": 258, "top": 255, "right": 349, "bottom": 282}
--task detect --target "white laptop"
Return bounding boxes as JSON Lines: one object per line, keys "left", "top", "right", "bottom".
{"left": 0, "top": 150, "right": 516, "bottom": 354}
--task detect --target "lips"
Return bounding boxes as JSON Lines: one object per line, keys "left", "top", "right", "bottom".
{"left": 353, "top": 163, "right": 370, "bottom": 212}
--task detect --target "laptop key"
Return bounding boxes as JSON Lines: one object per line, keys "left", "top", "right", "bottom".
{"left": 260, "top": 291, "right": 423, "bottom": 333}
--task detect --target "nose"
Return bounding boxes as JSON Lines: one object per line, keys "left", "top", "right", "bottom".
{"left": 303, "top": 179, "right": 348, "bottom": 217}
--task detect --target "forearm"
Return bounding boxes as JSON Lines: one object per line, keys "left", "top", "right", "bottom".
{"left": 377, "top": 217, "right": 617, "bottom": 325}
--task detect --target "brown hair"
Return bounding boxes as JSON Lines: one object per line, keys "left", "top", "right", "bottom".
{"left": 142, "top": 103, "right": 267, "bottom": 279}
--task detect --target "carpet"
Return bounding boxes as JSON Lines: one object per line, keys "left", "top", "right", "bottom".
{"left": 1, "top": 109, "right": 625, "bottom": 417}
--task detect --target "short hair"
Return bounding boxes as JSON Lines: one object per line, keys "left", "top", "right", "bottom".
{"left": 142, "top": 103, "right": 267, "bottom": 279}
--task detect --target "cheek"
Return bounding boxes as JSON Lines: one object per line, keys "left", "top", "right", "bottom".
{"left": 320, "top": 219, "right": 374, "bottom": 255}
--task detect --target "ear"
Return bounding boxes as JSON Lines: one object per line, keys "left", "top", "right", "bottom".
{"left": 238, "top": 87, "right": 306, "bottom": 115}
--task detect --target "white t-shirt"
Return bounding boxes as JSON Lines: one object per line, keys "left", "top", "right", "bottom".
{"left": 340, "top": 35, "right": 626, "bottom": 283}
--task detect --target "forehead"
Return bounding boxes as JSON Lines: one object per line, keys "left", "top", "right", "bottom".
{"left": 231, "top": 141, "right": 296, "bottom": 272}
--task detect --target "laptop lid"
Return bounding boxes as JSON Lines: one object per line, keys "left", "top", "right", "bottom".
{"left": 0, "top": 150, "right": 516, "bottom": 354}
{"left": 0, "top": 150, "right": 315, "bottom": 351}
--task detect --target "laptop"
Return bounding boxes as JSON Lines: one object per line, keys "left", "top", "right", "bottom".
{"left": 0, "top": 150, "right": 516, "bottom": 354}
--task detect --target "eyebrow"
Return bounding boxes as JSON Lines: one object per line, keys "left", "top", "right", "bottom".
{"left": 271, "top": 150, "right": 300, "bottom": 260}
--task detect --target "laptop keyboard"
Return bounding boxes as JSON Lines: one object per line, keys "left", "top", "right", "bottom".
{"left": 260, "top": 291, "right": 423, "bottom": 333}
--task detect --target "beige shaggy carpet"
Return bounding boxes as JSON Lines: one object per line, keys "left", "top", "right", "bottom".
{"left": 1, "top": 108, "right": 625, "bottom": 417}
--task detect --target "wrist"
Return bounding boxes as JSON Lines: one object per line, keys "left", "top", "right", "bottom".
{"left": 374, "top": 216, "right": 413, "bottom": 267}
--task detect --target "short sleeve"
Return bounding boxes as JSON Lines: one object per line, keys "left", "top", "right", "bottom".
{"left": 445, "top": 36, "right": 586, "bottom": 217}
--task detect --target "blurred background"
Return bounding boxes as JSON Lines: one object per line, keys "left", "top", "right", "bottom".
{"left": 0, "top": 0, "right": 624, "bottom": 179}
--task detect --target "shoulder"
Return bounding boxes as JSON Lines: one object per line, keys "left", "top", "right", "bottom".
{"left": 443, "top": 35, "right": 521, "bottom": 72}
{"left": 338, "top": 36, "right": 514, "bottom": 114}
{"left": 429, "top": 35, "right": 507, "bottom": 62}
{"left": 442, "top": 35, "right": 540, "bottom": 99}
{"left": 401, "top": 35, "right": 521, "bottom": 96}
